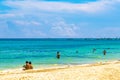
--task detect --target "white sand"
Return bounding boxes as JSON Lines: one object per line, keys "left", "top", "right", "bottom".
{"left": 0, "top": 61, "right": 120, "bottom": 80}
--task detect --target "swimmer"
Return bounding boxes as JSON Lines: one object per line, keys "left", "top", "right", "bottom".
{"left": 93, "top": 48, "right": 96, "bottom": 53}
{"left": 103, "top": 50, "right": 106, "bottom": 55}
{"left": 56, "top": 51, "right": 60, "bottom": 59}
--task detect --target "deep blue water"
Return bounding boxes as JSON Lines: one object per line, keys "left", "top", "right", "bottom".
{"left": 0, "top": 38, "right": 120, "bottom": 70}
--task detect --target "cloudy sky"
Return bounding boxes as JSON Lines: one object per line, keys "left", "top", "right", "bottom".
{"left": 0, "top": 0, "right": 120, "bottom": 38}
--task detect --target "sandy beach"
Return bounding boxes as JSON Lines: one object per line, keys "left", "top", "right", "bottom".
{"left": 0, "top": 61, "right": 120, "bottom": 80}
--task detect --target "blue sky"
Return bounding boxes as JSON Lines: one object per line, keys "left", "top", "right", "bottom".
{"left": 0, "top": 0, "right": 120, "bottom": 38}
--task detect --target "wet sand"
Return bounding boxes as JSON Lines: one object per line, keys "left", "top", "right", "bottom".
{"left": 0, "top": 61, "right": 120, "bottom": 80}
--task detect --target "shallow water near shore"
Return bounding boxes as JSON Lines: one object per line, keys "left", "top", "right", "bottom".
{"left": 0, "top": 38, "right": 120, "bottom": 70}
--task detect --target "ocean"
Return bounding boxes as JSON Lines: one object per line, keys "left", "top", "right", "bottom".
{"left": 0, "top": 38, "right": 120, "bottom": 70}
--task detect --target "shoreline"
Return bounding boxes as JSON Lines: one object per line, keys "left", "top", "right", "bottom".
{"left": 0, "top": 60, "right": 120, "bottom": 74}
{"left": 0, "top": 59, "right": 118, "bottom": 71}
{"left": 0, "top": 60, "right": 120, "bottom": 80}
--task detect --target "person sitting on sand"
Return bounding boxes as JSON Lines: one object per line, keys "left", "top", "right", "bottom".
{"left": 23, "top": 61, "right": 29, "bottom": 70}
{"left": 29, "top": 61, "right": 33, "bottom": 69}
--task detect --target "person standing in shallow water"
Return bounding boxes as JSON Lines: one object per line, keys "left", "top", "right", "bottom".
{"left": 103, "top": 50, "right": 106, "bottom": 55}
{"left": 93, "top": 48, "right": 96, "bottom": 53}
{"left": 56, "top": 51, "right": 60, "bottom": 59}
{"left": 76, "top": 50, "right": 79, "bottom": 53}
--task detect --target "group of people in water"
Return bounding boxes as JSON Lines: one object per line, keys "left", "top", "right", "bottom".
{"left": 56, "top": 49, "right": 107, "bottom": 59}
{"left": 93, "top": 48, "right": 107, "bottom": 55}
{"left": 23, "top": 61, "right": 33, "bottom": 70}
{"left": 23, "top": 49, "right": 107, "bottom": 70}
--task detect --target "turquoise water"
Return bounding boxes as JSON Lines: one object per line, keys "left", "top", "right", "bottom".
{"left": 0, "top": 38, "right": 120, "bottom": 70}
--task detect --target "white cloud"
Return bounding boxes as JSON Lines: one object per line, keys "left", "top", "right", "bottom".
{"left": 14, "top": 20, "right": 41, "bottom": 26}
{"left": 0, "top": 21, "right": 9, "bottom": 33}
{"left": 13, "top": 20, "right": 46, "bottom": 37}
{"left": 22, "top": 29, "right": 47, "bottom": 38}
{"left": 0, "top": 13, "right": 16, "bottom": 18}
{"left": 3, "top": 0, "right": 118, "bottom": 14}
{"left": 99, "top": 27, "right": 120, "bottom": 37}
{"left": 51, "top": 21, "right": 78, "bottom": 37}
{"left": 1, "top": 0, "right": 120, "bottom": 38}
{"left": 88, "top": 27, "right": 120, "bottom": 38}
